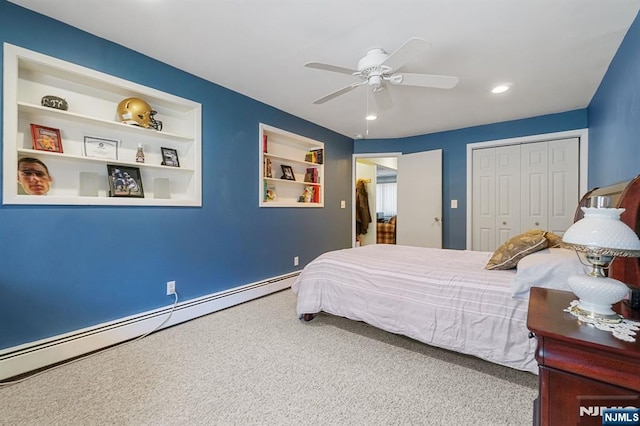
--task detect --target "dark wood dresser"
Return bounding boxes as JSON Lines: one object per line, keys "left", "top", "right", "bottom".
{"left": 527, "top": 287, "right": 640, "bottom": 426}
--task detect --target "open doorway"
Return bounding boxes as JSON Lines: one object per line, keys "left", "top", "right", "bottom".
{"left": 353, "top": 150, "right": 443, "bottom": 249}
{"left": 353, "top": 154, "right": 399, "bottom": 247}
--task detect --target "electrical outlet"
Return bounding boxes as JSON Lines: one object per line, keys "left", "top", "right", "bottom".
{"left": 166, "top": 280, "right": 176, "bottom": 295}
{"left": 294, "top": 256, "right": 299, "bottom": 266}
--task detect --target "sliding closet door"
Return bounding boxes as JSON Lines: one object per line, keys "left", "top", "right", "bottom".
{"left": 547, "top": 138, "right": 580, "bottom": 234}
{"left": 472, "top": 138, "right": 580, "bottom": 251}
{"left": 472, "top": 145, "right": 520, "bottom": 250}
{"left": 396, "top": 149, "right": 442, "bottom": 248}
{"left": 495, "top": 145, "right": 521, "bottom": 246}
{"left": 472, "top": 148, "right": 496, "bottom": 251}
{"left": 520, "top": 142, "right": 549, "bottom": 231}
{"left": 520, "top": 138, "right": 579, "bottom": 234}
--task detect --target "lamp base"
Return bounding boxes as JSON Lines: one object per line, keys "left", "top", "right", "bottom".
{"left": 567, "top": 274, "right": 629, "bottom": 324}
{"left": 568, "top": 303, "right": 623, "bottom": 324}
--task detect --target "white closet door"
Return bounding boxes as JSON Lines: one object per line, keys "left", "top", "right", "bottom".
{"left": 547, "top": 138, "right": 579, "bottom": 235}
{"left": 495, "top": 145, "right": 521, "bottom": 247}
{"left": 396, "top": 149, "right": 442, "bottom": 248}
{"left": 472, "top": 138, "right": 580, "bottom": 251}
{"left": 472, "top": 148, "right": 496, "bottom": 251}
{"left": 521, "top": 141, "right": 549, "bottom": 231}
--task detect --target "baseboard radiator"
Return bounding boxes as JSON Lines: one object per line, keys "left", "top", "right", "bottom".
{"left": 0, "top": 272, "right": 299, "bottom": 381}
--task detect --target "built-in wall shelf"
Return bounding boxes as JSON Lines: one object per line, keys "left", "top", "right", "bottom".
{"left": 259, "top": 123, "right": 324, "bottom": 208}
{"left": 3, "top": 43, "right": 202, "bottom": 206}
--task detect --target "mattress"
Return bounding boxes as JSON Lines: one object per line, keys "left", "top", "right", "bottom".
{"left": 292, "top": 244, "right": 537, "bottom": 374}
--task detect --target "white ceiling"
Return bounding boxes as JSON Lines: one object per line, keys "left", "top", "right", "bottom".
{"left": 9, "top": 0, "right": 640, "bottom": 140}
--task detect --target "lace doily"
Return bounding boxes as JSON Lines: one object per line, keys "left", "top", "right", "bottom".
{"left": 564, "top": 300, "right": 640, "bottom": 342}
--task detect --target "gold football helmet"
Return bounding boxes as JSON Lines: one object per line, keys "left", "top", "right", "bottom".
{"left": 117, "top": 98, "right": 162, "bottom": 130}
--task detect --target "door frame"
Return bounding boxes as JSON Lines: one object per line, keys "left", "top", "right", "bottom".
{"left": 352, "top": 152, "right": 401, "bottom": 247}
{"left": 465, "top": 128, "right": 589, "bottom": 250}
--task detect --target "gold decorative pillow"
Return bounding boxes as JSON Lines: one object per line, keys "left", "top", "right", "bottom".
{"left": 545, "top": 231, "right": 568, "bottom": 248}
{"left": 486, "top": 230, "right": 549, "bottom": 270}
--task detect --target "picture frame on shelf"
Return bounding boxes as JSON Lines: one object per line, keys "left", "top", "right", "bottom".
{"left": 107, "top": 164, "right": 144, "bottom": 198}
{"left": 161, "top": 147, "right": 180, "bottom": 167}
{"left": 30, "top": 124, "right": 63, "bottom": 153}
{"left": 84, "top": 136, "right": 119, "bottom": 160}
{"left": 281, "top": 165, "right": 295, "bottom": 181}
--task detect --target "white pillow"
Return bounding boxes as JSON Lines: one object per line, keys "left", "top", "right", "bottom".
{"left": 511, "top": 248, "right": 589, "bottom": 298}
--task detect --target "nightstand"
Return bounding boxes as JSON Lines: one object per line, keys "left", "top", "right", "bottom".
{"left": 527, "top": 287, "right": 640, "bottom": 426}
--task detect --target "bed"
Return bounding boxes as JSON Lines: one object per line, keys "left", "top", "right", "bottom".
{"left": 292, "top": 175, "right": 640, "bottom": 374}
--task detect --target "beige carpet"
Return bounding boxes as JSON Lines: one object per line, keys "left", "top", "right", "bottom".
{"left": 0, "top": 289, "right": 537, "bottom": 425}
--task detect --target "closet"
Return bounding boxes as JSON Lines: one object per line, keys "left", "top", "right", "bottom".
{"left": 471, "top": 138, "right": 579, "bottom": 251}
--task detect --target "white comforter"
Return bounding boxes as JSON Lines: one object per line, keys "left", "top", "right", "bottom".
{"left": 292, "top": 244, "right": 538, "bottom": 374}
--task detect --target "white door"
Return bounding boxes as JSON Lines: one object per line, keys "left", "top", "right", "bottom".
{"left": 520, "top": 141, "right": 548, "bottom": 231}
{"left": 495, "top": 145, "right": 521, "bottom": 246}
{"left": 547, "top": 138, "right": 580, "bottom": 234}
{"left": 472, "top": 148, "right": 496, "bottom": 251}
{"left": 396, "top": 149, "right": 443, "bottom": 248}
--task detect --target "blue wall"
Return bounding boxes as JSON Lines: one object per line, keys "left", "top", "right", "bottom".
{"left": 588, "top": 11, "right": 640, "bottom": 187}
{"left": 3, "top": 1, "right": 639, "bottom": 351}
{"left": 0, "top": 1, "right": 353, "bottom": 349}
{"left": 355, "top": 111, "right": 588, "bottom": 249}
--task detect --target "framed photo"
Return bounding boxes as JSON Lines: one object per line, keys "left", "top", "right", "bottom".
{"left": 30, "top": 124, "right": 63, "bottom": 153}
{"left": 84, "top": 136, "right": 119, "bottom": 160}
{"left": 161, "top": 147, "right": 180, "bottom": 167}
{"left": 107, "top": 164, "right": 144, "bottom": 198}
{"left": 281, "top": 165, "right": 295, "bottom": 181}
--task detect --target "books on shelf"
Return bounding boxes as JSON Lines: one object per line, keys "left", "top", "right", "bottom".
{"left": 263, "top": 158, "right": 272, "bottom": 178}
{"left": 304, "top": 148, "right": 324, "bottom": 164}
{"left": 299, "top": 185, "right": 320, "bottom": 203}
{"left": 304, "top": 167, "right": 319, "bottom": 183}
{"left": 263, "top": 134, "right": 268, "bottom": 153}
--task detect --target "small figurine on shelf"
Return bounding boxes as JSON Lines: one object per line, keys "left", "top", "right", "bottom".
{"left": 135, "top": 143, "right": 145, "bottom": 163}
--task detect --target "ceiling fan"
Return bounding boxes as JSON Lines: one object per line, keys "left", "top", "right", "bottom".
{"left": 305, "top": 37, "right": 459, "bottom": 106}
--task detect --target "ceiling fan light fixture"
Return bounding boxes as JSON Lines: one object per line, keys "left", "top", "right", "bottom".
{"left": 365, "top": 114, "right": 378, "bottom": 121}
{"left": 305, "top": 37, "right": 459, "bottom": 105}
{"left": 491, "top": 84, "right": 511, "bottom": 94}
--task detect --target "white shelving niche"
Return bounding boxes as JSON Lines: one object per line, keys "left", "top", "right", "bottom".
{"left": 259, "top": 123, "right": 324, "bottom": 208}
{"left": 3, "top": 43, "right": 202, "bottom": 206}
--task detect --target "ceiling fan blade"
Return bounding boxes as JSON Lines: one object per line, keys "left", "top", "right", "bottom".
{"left": 391, "top": 73, "right": 459, "bottom": 89}
{"left": 313, "top": 82, "right": 364, "bottom": 104}
{"left": 304, "top": 61, "right": 358, "bottom": 75}
{"left": 382, "top": 37, "right": 430, "bottom": 72}
{"left": 374, "top": 87, "right": 394, "bottom": 111}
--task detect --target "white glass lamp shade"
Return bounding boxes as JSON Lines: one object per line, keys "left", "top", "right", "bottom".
{"left": 562, "top": 207, "right": 640, "bottom": 254}
{"left": 562, "top": 207, "right": 640, "bottom": 322}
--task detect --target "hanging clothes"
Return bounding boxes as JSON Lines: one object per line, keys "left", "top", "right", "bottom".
{"left": 355, "top": 179, "right": 372, "bottom": 235}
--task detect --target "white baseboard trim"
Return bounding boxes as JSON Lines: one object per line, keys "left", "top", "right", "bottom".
{"left": 0, "top": 272, "right": 298, "bottom": 381}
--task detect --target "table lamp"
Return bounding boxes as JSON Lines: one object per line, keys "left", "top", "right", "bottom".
{"left": 562, "top": 196, "right": 640, "bottom": 323}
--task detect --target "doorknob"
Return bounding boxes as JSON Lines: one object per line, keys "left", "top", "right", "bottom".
{"left": 434, "top": 217, "right": 441, "bottom": 223}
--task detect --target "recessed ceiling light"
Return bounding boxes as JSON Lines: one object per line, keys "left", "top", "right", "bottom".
{"left": 365, "top": 114, "right": 378, "bottom": 121}
{"left": 492, "top": 85, "right": 510, "bottom": 94}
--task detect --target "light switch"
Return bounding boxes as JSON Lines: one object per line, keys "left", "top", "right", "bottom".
{"left": 341, "top": 200, "right": 346, "bottom": 209}
{"left": 451, "top": 199, "right": 458, "bottom": 209}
